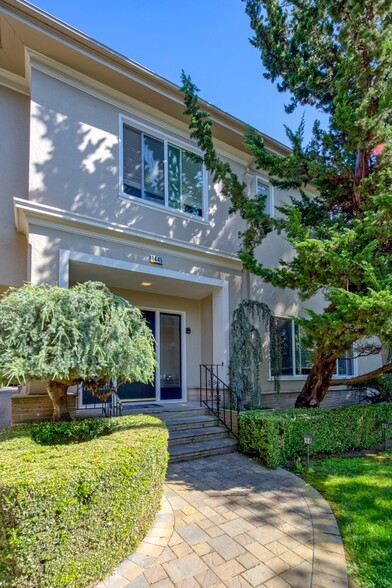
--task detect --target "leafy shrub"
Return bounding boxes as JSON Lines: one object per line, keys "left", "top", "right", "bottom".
{"left": 0, "top": 415, "right": 168, "bottom": 588}
{"left": 30, "top": 418, "right": 106, "bottom": 444}
{"left": 239, "top": 404, "right": 392, "bottom": 468}
{"left": 29, "top": 416, "right": 137, "bottom": 444}
{"left": 354, "top": 373, "right": 392, "bottom": 402}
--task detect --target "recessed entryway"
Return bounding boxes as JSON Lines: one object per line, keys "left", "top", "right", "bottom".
{"left": 60, "top": 249, "right": 230, "bottom": 408}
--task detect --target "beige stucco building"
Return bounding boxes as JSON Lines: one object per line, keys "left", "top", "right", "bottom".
{"left": 0, "top": 0, "right": 380, "bottom": 419}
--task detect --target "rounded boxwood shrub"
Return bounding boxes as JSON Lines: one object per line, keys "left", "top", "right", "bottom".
{"left": 0, "top": 415, "right": 168, "bottom": 588}
{"left": 239, "top": 404, "right": 392, "bottom": 468}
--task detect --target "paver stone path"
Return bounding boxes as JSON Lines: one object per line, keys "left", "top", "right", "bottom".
{"left": 98, "top": 453, "right": 348, "bottom": 588}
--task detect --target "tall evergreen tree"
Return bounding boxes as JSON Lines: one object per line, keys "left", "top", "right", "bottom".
{"left": 181, "top": 0, "right": 392, "bottom": 407}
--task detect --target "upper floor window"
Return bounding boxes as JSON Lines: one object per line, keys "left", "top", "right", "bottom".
{"left": 121, "top": 120, "right": 206, "bottom": 219}
{"left": 256, "top": 177, "right": 272, "bottom": 215}
{"left": 273, "top": 318, "right": 355, "bottom": 378}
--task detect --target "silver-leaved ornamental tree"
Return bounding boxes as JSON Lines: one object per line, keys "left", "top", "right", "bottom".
{"left": 0, "top": 281, "right": 156, "bottom": 421}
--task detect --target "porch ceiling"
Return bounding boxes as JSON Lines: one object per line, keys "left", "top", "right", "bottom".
{"left": 69, "top": 260, "right": 215, "bottom": 300}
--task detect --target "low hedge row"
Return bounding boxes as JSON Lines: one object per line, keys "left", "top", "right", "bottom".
{"left": 239, "top": 404, "right": 392, "bottom": 469}
{"left": 0, "top": 415, "right": 168, "bottom": 588}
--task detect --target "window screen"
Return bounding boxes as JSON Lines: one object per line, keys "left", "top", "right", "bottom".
{"left": 276, "top": 318, "right": 293, "bottom": 376}
{"left": 181, "top": 150, "right": 203, "bottom": 217}
{"left": 123, "top": 125, "right": 142, "bottom": 197}
{"left": 143, "top": 135, "right": 164, "bottom": 204}
{"left": 256, "top": 178, "right": 271, "bottom": 214}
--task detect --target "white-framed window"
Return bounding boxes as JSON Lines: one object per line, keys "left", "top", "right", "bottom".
{"left": 256, "top": 176, "right": 273, "bottom": 215}
{"left": 120, "top": 116, "right": 207, "bottom": 219}
{"left": 272, "top": 318, "right": 355, "bottom": 378}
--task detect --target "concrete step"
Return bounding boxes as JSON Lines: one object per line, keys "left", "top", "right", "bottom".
{"left": 168, "top": 426, "right": 229, "bottom": 445}
{"left": 169, "top": 437, "right": 238, "bottom": 463}
{"left": 118, "top": 402, "right": 238, "bottom": 462}
{"left": 163, "top": 414, "right": 219, "bottom": 431}
{"left": 122, "top": 406, "right": 210, "bottom": 420}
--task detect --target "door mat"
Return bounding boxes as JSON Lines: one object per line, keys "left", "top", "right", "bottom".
{"left": 121, "top": 403, "right": 165, "bottom": 408}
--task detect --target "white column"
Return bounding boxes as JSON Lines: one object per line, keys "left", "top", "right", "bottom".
{"left": 212, "top": 281, "right": 230, "bottom": 378}
{"left": 58, "top": 249, "right": 70, "bottom": 288}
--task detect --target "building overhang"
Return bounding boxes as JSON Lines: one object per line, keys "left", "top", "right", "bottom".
{"left": 61, "top": 250, "right": 226, "bottom": 300}
{"left": 14, "top": 197, "right": 243, "bottom": 271}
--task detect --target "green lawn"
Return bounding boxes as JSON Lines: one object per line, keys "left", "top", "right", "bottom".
{"left": 304, "top": 451, "right": 392, "bottom": 588}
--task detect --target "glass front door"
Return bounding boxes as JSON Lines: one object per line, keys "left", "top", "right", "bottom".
{"left": 117, "top": 310, "right": 156, "bottom": 401}
{"left": 117, "top": 310, "right": 183, "bottom": 402}
{"left": 160, "top": 313, "right": 182, "bottom": 400}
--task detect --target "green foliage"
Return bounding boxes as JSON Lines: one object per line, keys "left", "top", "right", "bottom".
{"left": 304, "top": 452, "right": 392, "bottom": 588}
{"left": 374, "top": 374, "right": 392, "bottom": 397}
{"left": 181, "top": 1, "right": 392, "bottom": 404}
{"left": 30, "top": 418, "right": 112, "bottom": 444}
{"left": 0, "top": 415, "right": 168, "bottom": 588}
{"left": 354, "top": 373, "right": 392, "bottom": 400}
{"left": 0, "top": 282, "right": 156, "bottom": 394}
{"left": 239, "top": 404, "right": 392, "bottom": 468}
{"left": 229, "top": 300, "right": 281, "bottom": 407}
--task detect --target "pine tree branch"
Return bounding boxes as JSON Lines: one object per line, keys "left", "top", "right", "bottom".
{"left": 330, "top": 363, "right": 392, "bottom": 387}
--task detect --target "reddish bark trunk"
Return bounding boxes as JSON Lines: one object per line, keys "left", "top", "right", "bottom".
{"left": 295, "top": 355, "right": 337, "bottom": 408}
{"left": 353, "top": 148, "right": 369, "bottom": 210}
{"left": 47, "top": 381, "right": 71, "bottom": 421}
{"left": 331, "top": 362, "right": 392, "bottom": 387}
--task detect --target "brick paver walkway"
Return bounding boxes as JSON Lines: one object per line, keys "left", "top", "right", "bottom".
{"left": 98, "top": 453, "right": 348, "bottom": 588}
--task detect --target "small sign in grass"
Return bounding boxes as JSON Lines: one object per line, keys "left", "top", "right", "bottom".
{"left": 304, "top": 451, "right": 392, "bottom": 588}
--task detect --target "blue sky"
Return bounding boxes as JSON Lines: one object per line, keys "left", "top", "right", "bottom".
{"left": 29, "top": 0, "right": 325, "bottom": 147}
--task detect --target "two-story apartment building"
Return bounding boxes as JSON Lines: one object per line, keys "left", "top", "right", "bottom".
{"left": 0, "top": 0, "right": 381, "bottom": 420}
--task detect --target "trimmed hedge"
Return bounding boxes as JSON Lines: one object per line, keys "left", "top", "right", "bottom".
{"left": 239, "top": 404, "right": 392, "bottom": 469}
{"left": 0, "top": 415, "right": 168, "bottom": 588}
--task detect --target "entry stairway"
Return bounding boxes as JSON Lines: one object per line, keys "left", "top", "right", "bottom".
{"left": 122, "top": 403, "right": 238, "bottom": 462}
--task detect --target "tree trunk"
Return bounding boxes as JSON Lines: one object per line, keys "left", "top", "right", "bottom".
{"left": 47, "top": 381, "right": 71, "bottom": 421}
{"left": 295, "top": 355, "right": 337, "bottom": 408}
{"left": 331, "top": 362, "right": 392, "bottom": 387}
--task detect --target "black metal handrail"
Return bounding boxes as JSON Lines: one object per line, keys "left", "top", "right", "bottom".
{"left": 77, "top": 382, "right": 123, "bottom": 417}
{"left": 199, "top": 364, "right": 240, "bottom": 438}
{"left": 102, "top": 391, "right": 123, "bottom": 417}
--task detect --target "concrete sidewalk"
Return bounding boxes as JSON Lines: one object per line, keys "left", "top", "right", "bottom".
{"left": 98, "top": 453, "right": 348, "bottom": 588}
